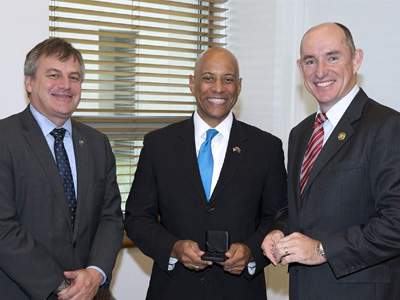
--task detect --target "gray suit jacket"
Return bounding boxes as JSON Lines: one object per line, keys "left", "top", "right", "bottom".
{"left": 0, "top": 106, "right": 124, "bottom": 300}
{"left": 278, "top": 89, "right": 400, "bottom": 299}
{"left": 124, "top": 116, "right": 287, "bottom": 300}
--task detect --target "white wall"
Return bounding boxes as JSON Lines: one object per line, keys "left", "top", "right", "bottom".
{"left": 227, "top": 1, "right": 400, "bottom": 299}
{"left": 2, "top": 1, "right": 400, "bottom": 299}
{"left": 0, "top": 0, "right": 49, "bottom": 119}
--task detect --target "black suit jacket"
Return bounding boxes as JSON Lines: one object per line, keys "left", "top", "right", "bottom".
{"left": 124, "top": 116, "right": 287, "bottom": 300}
{"left": 0, "top": 106, "right": 124, "bottom": 300}
{"left": 278, "top": 89, "right": 400, "bottom": 299}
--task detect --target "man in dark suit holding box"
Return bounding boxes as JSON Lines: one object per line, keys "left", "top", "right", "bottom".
{"left": 124, "top": 47, "right": 287, "bottom": 299}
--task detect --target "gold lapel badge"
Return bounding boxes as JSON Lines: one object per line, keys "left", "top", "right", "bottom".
{"left": 338, "top": 132, "right": 346, "bottom": 141}
{"left": 79, "top": 140, "right": 85, "bottom": 147}
{"left": 233, "top": 146, "right": 241, "bottom": 153}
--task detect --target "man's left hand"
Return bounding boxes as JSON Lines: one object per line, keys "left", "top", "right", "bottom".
{"left": 218, "top": 243, "right": 253, "bottom": 275}
{"left": 57, "top": 268, "right": 103, "bottom": 300}
{"left": 273, "top": 232, "right": 326, "bottom": 266}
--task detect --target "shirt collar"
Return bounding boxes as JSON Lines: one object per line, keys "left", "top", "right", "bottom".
{"left": 193, "top": 110, "right": 233, "bottom": 141}
{"left": 29, "top": 104, "right": 73, "bottom": 137}
{"left": 317, "top": 85, "right": 360, "bottom": 127}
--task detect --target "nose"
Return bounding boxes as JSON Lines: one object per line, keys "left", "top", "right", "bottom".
{"left": 57, "top": 76, "right": 71, "bottom": 90}
{"left": 315, "top": 61, "right": 328, "bottom": 78}
{"left": 211, "top": 78, "right": 225, "bottom": 93}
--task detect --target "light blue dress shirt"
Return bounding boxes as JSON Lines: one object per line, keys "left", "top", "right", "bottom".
{"left": 29, "top": 104, "right": 106, "bottom": 285}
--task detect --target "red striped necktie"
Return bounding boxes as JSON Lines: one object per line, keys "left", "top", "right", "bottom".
{"left": 300, "top": 113, "right": 328, "bottom": 197}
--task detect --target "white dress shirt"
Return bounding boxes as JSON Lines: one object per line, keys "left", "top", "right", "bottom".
{"left": 193, "top": 110, "right": 232, "bottom": 197}
{"left": 318, "top": 85, "right": 360, "bottom": 145}
{"left": 169, "top": 111, "right": 256, "bottom": 274}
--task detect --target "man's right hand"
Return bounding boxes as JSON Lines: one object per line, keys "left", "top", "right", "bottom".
{"left": 261, "top": 230, "right": 285, "bottom": 266}
{"left": 171, "top": 240, "right": 212, "bottom": 271}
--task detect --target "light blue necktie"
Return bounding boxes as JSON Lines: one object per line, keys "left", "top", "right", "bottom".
{"left": 198, "top": 129, "right": 219, "bottom": 201}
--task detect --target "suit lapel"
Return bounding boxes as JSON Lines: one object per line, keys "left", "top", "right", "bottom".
{"left": 175, "top": 118, "right": 206, "bottom": 202}
{"left": 210, "top": 118, "right": 247, "bottom": 202}
{"left": 71, "top": 122, "right": 89, "bottom": 235}
{"left": 21, "top": 107, "right": 73, "bottom": 229}
{"left": 292, "top": 116, "right": 315, "bottom": 206}
{"left": 302, "top": 90, "right": 368, "bottom": 198}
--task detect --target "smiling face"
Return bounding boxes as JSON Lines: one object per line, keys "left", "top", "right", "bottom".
{"left": 25, "top": 54, "right": 82, "bottom": 127}
{"left": 189, "top": 48, "right": 242, "bottom": 127}
{"left": 297, "top": 23, "right": 363, "bottom": 112}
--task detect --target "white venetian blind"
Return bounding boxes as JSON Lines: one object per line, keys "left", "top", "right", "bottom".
{"left": 49, "top": 0, "right": 228, "bottom": 210}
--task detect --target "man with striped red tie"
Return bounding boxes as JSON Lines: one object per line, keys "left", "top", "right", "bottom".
{"left": 262, "top": 22, "right": 400, "bottom": 300}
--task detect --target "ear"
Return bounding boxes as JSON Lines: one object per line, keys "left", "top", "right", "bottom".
{"left": 296, "top": 59, "right": 305, "bottom": 78}
{"left": 352, "top": 49, "right": 364, "bottom": 74}
{"left": 189, "top": 75, "right": 195, "bottom": 95}
{"left": 237, "top": 78, "right": 242, "bottom": 96}
{"left": 24, "top": 76, "right": 33, "bottom": 94}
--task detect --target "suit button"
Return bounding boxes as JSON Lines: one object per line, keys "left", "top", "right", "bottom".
{"left": 200, "top": 277, "right": 205, "bottom": 284}
{"left": 205, "top": 206, "right": 215, "bottom": 213}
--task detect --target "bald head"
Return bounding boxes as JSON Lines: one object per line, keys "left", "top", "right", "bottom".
{"left": 296, "top": 22, "right": 363, "bottom": 112}
{"left": 189, "top": 47, "right": 242, "bottom": 127}
{"left": 300, "top": 22, "right": 356, "bottom": 57}
{"left": 194, "top": 47, "right": 240, "bottom": 78}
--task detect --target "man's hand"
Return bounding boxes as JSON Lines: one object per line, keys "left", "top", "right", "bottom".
{"left": 273, "top": 232, "right": 326, "bottom": 266}
{"left": 218, "top": 243, "right": 253, "bottom": 275}
{"left": 261, "top": 230, "right": 285, "bottom": 266}
{"left": 171, "top": 240, "right": 212, "bottom": 271}
{"left": 57, "top": 268, "right": 103, "bottom": 300}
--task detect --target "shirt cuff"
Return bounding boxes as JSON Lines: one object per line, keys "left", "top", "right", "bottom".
{"left": 87, "top": 266, "right": 106, "bottom": 285}
{"left": 247, "top": 261, "right": 256, "bottom": 275}
{"left": 168, "top": 257, "right": 178, "bottom": 271}
{"left": 168, "top": 257, "right": 255, "bottom": 274}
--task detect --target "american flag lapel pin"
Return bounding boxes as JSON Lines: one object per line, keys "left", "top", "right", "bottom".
{"left": 233, "top": 146, "right": 241, "bottom": 153}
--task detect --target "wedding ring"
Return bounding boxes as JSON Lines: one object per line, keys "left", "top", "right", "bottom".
{"left": 228, "top": 268, "right": 232, "bottom": 273}
{"left": 284, "top": 247, "right": 289, "bottom": 255}
{"left": 194, "top": 265, "right": 199, "bottom": 271}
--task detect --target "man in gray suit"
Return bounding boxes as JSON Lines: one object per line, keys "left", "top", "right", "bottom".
{"left": 0, "top": 38, "right": 123, "bottom": 299}
{"left": 262, "top": 23, "right": 400, "bottom": 299}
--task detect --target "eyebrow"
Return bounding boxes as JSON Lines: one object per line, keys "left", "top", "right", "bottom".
{"left": 46, "top": 68, "right": 61, "bottom": 74}
{"left": 201, "top": 72, "right": 236, "bottom": 77}
{"left": 326, "top": 50, "right": 341, "bottom": 56}
{"left": 302, "top": 55, "right": 315, "bottom": 61}
{"left": 46, "top": 68, "right": 81, "bottom": 78}
{"left": 302, "top": 50, "right": 342, "bottom": 61}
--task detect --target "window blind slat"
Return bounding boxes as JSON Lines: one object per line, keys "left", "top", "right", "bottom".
{"left": 49, "top": 17, "right": 227, "bottom": 39}
{"left": 56, "top": 0, "right": 227, "bottom": 13}
{"left": 50, "top": 6, "right": 227, "bottom": 30}
{"left": 51, "top": 37, "right": 211, "bottom": 54}
{"left": 49, "top": 27, "right": 226, "bottom": 47}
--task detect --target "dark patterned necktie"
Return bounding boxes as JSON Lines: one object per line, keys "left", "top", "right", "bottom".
{"left": 50, "top": 128, "right": 77, "bottom": 229}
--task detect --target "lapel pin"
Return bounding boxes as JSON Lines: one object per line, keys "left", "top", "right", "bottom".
{"left": 338, "top": 132, "right": 346, "bottom": 141}
{"left": 233, "top": 146, "right": 241, "bottom": 153}
{"left": 79, "top": 140, "right": 85, "bottom": 147}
